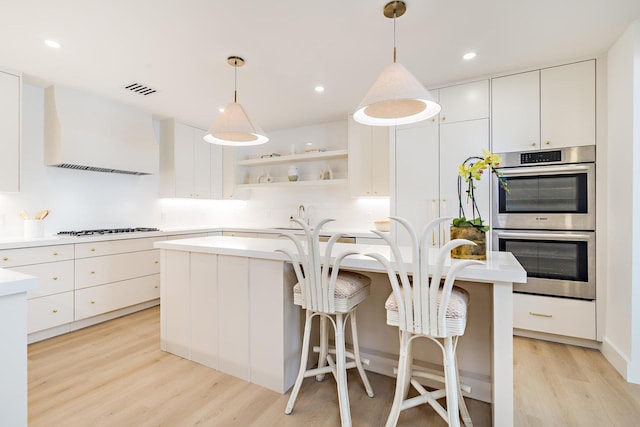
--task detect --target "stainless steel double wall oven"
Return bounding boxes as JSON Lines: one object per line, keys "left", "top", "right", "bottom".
{"left": 491, "top": 145, "right": 596, "bottom": 300}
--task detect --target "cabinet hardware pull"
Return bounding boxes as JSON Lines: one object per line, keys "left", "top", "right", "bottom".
{"left": 53, "top": 252, "right": 58, "bottom": 256}
{"left": 91, "top": 271, "right": 96, "bottom": 274}
{"left": 441, "top": 116, "right": 446, "bottom": 121}
{"left": 155, "top": 285, "right": 159, "bottom": 289}
{"left": 90, "top": 300, "right": 95, "bottom": 304}
{"left": 529, "top": 312, "right": 552, "bottom": 318}
{"left": 531, "top": 142, "right": 536, "bottom": 147}
{"left": 154, "top": 260, "right": 159, "bottom": 264}
{"left": 52, "top": 309, "right": 58, "bottom": 313}
{"left": 91, "top": 248, "right": 96, "bottom": 252}
{"left": 545, "top": 141, "right": 551, "bottom": 145}
{"left": 52, "top": 276, "right": 58, "bottom": 281}
{"left": 2, "top": 257, "right": 7, "bottom": 261}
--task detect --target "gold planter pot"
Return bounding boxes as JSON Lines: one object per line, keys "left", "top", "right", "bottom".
{"left": 450, "top": 226, "right": 487, "bottom": 260}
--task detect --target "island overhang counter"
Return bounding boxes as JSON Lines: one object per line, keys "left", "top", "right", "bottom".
{"left": 154, "top": 235, "right": 526, "bottom": 427}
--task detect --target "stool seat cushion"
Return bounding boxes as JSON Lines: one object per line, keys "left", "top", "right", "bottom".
{"left": 384, "top": 286, "right": 470, "bottom": 336}
{"left": 293, "top": 271, "right": 371, "bottom": 312}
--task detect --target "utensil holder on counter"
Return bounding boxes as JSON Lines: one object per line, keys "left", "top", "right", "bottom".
{"left": 24, "top": 220, "right": 44, "bottom": 239}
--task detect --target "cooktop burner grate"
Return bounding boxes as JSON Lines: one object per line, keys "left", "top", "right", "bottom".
{"left": 57, "top": 227, "right": 160, "bottom": 237}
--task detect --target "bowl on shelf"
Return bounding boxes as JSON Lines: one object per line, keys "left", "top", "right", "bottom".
{"left": 373, "top": 220, "right": 390, "bottom": 232}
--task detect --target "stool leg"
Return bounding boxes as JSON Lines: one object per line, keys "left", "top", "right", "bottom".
{"left": 443, "top": 336, "right": 461, "bottom": 427}
{"left": 453, "top": 346, "right": 473, "bottom": 427}
{"left": 316, "top": 315, "right": 329, "bottom": 381}
{"left": 285, "top": 310, "right": 314, "bottom": 415}
{"left": 335, "top": 313, "right": 352, "bottom": 427}
{"left": 386, "top": 331, "right": 411, "bottom": 427}
{"left": 349, "top": 309, "right": 374, "bottom": 397}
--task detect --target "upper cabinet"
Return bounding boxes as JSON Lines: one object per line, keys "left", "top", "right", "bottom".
{"left": 348, "top": 115, "right": 390, "bottom": 197}
{"left": 438, "top": 80, "right": 490, "bottom": 124}
{"left": 0, "top": 69, "right": 21, "bottom": 192}
{"left": 160, "top": 119, "right": 223, "bottom": 199}
{"left": 492, "top": 60, "right": 596, "bottom": 153}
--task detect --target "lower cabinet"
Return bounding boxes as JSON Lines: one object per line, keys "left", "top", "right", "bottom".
{"left": 513, "top": 293, "right": 596, "bottom": 340}
{"left": 75, "top": 274, "right": 160, "bottom": 320}
{"left": 27, "top": 292, "right": 74, "bottom": 334}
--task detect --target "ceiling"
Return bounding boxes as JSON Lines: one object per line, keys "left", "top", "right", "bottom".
{"left": 2, "top": 1, "right": 640, "bottom": 133}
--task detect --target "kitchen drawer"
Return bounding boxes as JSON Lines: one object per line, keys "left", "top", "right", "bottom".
{"left": 28, "top": 292, "right": 74, "bottom": 333}
{"left": 75, "top": 236, "right": 165, "bottom": 258}
{"left": 10, "top": 260, "right": 74, "bottom": 299}
{"left": 0, "top": 244, "right": 74, "bottom": 267}
{"left": 75, "top": 250, "right": 160, "bottom": 289}
{"left": 74, "top": 274, "right": 160, "bottom": 320}
{"left": 514, "top": 293, "right": 596, "bottom": 340}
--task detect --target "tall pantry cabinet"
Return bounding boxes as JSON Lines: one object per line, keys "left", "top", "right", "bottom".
{"left": 392, "top": 80, "right": 490, "bottom": 246}
{"left": 0, "top": 68, "right": 20, "bottom": 192}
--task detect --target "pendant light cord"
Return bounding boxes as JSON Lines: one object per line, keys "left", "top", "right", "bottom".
{"left": 393, "top": 3, "right": 397, "bottom": 63}
{"left": 234, "top": 59, "right": 238, "bottom": 103}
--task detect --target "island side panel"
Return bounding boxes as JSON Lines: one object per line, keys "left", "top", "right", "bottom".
{"left": 191, "top": 252, "right": 218, "bottom": 369}
{"left": 248, "top": 258, "right": 301, "bottom": 393}
{"left": 217, "top": 255, "right": 250, "bottom": 381}
{"left": 492, "top": 281, "right": 514, "bottom": 427}
{"left": 160, "top": 250, "right": 191, "bottom": 358}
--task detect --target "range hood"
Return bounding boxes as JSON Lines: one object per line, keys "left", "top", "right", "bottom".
{"left": 45, "top": 85, "right": 158, "bottom": 175}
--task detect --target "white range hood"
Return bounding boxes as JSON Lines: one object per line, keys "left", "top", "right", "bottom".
{"left": 45, "top": 85, "right": 158, "bottom": 175}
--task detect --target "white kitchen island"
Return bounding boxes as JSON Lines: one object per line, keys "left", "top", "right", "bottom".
{"left": 155, "top": 236, "right": 526, "bottom": 427}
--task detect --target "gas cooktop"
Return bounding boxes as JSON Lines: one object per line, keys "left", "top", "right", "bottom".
{"left": 57, "top": 227, "right": 160, "bottom": 237}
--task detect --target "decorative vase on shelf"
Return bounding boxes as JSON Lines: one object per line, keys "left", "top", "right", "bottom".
{"left": 288, "top": 165, "right": 299, "bottom": 182}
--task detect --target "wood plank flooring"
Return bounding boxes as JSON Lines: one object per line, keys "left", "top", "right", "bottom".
{"left": 28, "top": 307, "right": 640, "bottom": 426}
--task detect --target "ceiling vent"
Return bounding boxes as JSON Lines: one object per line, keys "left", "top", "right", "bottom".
{"left": 124, "top": 82, "right": 157, "bottom": 96}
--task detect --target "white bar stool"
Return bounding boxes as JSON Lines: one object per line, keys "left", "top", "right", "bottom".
{"left": 277, "top": 218, "right": 375, "bottom": 427}
{"left": 366, "top": 217, "right": 483, "bottom": 427}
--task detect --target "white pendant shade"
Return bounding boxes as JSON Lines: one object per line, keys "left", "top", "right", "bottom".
{"left": 204, "top": 102, "right": 268, "bottom": 146}
{"left": 353, "top": 62, "right": 441, "bottom": 126}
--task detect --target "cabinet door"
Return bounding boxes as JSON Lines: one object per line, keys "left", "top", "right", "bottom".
{"left": 210, "top": 141, "right": 223, "bottom": 199}
{"left": 0, "top": 70, "right": 20, "bottom": 192}
{"left": 439, "top": 80, "right": 489, "bottom": 124}
{"left": 174, "top": 121, "right": 195, "bottom": 198}
{"left": 28, "top": 292, "right": 74, "bottom": 333}
{"left": 540, "top": 60, "right": 595, "bottom": 148}
{"left": 393, "top": 120, "right": 439, "bottom": 246}
{"left": 371, "top": 127, "right": 390, "bottom": 196}
{"left": 11, "top": 260, "right": 75, "bottom": 299}
{"left": 348, "top": 116, "right": 390, "bottom": 196}
{"left": 440, "top": 119, "right": 490, "bottom": 223}
{"left": 193, "top": 128, "right": 212, "bottom": 199}
{"left": 491, "top": 70, "right": 540, "bottom": 153}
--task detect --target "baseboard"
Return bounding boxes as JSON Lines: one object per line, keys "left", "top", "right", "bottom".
{"left": 28, "top": 300, "right": 159, "bottom": 344}
{"left": 601, "top": 337, "right": 630, "bottom": 380}
{"left": 514, "top": 329, "right": 601, "bottom": 349}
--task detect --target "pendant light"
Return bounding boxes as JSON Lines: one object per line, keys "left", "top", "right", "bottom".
{"left": 204, "top": 56, "right": 268, "bottom": 146}
{"left": 353, "top": 1, "right": 441, "bottom": 126}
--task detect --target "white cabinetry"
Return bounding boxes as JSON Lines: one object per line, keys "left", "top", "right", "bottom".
{"left": 0, "top": 69, "right": 20, "bottom": 192}
{"left": 1, "top": 245, "right": 75, "bottom": 333}
{"left": 393, "top": 80, "right": 490, "bottom": 246}
{"left": 74, "top": 237, "right": 162, "bottom": 320}
{"left": 492, "top": 60, "right": 596, "bottom": 153}
{"left": 348, "top": 115, "right": 390, "bottom": 196}
{"left": 513, "top": 293, "right": 596, "bottom": 340}
{"left": 160, "top": 119, "right": 223, "bottom": 199}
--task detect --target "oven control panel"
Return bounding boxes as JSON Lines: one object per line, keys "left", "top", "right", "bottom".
{"left": 520, "top": 150, "right": 562, "bottom": 164}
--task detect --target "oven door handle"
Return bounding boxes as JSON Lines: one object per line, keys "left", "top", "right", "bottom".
{"left": 500, "top": 164, "right": 592, "bottom": 176}
{"left": 495, "top": 231, "right": 593, "bottom": 241}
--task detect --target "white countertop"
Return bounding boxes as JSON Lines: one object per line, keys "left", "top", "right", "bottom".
{"left": 155, "top": 236, "right": 527, "bottom": 284}
{"left": 0, "top": 269, "right": 37, "bottom": 297}
{"left": 0, "top": 227, "right": 382, "bottom": 251}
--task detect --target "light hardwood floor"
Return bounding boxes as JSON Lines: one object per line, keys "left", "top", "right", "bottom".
{"left": 28, "top": 306, "right": 640, "bottom": 426}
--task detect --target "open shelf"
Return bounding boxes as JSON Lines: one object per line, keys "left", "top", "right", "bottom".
{"left": 237, "top": 178, "right": 348, "bottom": 189}
{"left": 237, "top": 149, "right": 348, "bottom": 166}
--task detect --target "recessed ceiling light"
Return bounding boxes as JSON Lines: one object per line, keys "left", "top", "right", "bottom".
{"left": 218, "top": 107, "right": 225, "bottom": 113}
{"left": 44, "top": 39, "right": 61, "bottom": 49}
{"left": 314, "top": 85, "right": 325, "bottom": 93}
{"left": 463, "top": 52, "right": 477, "bottom": 60}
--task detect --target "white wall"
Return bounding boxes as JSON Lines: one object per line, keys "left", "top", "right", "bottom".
{"left": 0, "top": 84, "right": 389, "bottom": 238}
{"left": 603, "top": 18, "right": 640, "bottom": 383}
